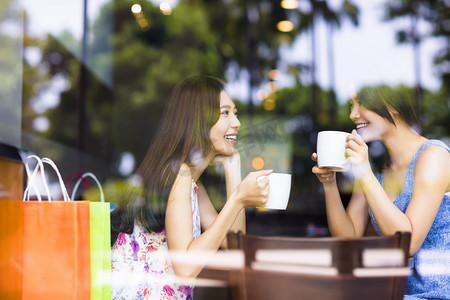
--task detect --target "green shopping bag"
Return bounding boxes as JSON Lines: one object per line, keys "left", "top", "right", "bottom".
{"left": 90, "top": 201, "right": 111, "bottom": 300}
{"left": 70, "top": 172, "right": 111, "bottom": 300}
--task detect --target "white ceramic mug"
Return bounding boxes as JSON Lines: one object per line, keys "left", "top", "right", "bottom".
{"left": 317, "top": 131, "right": 350, "bottom": 172}
{"left": 257, "top": 173, "right": 292, "bottom": 210}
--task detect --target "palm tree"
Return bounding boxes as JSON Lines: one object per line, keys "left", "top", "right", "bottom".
{"left": 182, "top": 0, "right": 293, "bottom": 105}
{"left": 326, "top": 1, "right": 359, "bottom": 126}
{"left": 292, "top": 0, "right": 359, "bottom": 127}
{"left": 381, "top": 0, "right": 450, "bottom": 124}
{"left": 382, "top": 0, "right": 423, "bottom": 122}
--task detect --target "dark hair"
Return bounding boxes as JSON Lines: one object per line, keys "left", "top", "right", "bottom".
{"left": 111, "top": 76, "right": 224, "bottom": 245}
{"left": 356, "top": 85, "right": 420, "bottom": 173}
{"left": 356, "top": 85, "right": 419, "bottom": 127}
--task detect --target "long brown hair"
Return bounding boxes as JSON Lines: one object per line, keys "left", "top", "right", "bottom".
{"left": 112, "top": 76, "right": 223, "bottom": 243}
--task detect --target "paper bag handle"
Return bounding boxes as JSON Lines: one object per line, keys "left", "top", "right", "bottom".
{"left": 41, "top": 157, "right": 70, "bottom": 202}
{"left": 23, "top": 155, "right": 70, "bottom": 202}
{"left": 71, "top": 172, "right": 105, "bottom": 202}
{"left": 23, "top": 155, "right": 51, "bottom": 202}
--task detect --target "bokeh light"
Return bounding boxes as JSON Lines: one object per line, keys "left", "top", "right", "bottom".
{"left": 160, "top": 2, "right": 172, "bottom": 15}
{"left": 268, "top": 69, "right": 280, "bottom": 80}
{"left": 263, "top": 98, "right": 276, "bottom": 111}
{"left": 131, "top": 4, "right": 150, "bottom": 31}
{"left": 131, "top": 4, "right": 142, "bottom": 14}
{"left": 256, "top": 89, "right": 269, "bottom": 101}
{"left": 277, "top": 20, "right": 294, "bottom": 32}
{"left": 281, "top": 0, "right": 298, "bottom": 9}
{"left": 252, "top": 157, "right": 265, "bottom": 170}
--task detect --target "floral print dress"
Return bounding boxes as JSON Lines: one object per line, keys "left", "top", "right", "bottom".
{"left": 111, "top": 181, "right": 201, "bottom": 300}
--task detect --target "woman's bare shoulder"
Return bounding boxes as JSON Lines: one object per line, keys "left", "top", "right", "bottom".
{"left": 178, "top": 163, "right": 192, "bottom": 176}
{"left": 170, "top": 163, "right": 192, "bottom": 189}
{"left": 415, "top": 144, "right": 450, "bottom": 186}
{"left": 419, "top": 144, "right": 450, "bottom": 164}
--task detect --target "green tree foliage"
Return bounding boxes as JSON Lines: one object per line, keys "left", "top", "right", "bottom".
{"left": 382, "top": 0, "right": 450, "bottom": 90}
{"left": 422, "top": 86, "right": 450, "bottom": 140}
{"left": 1, "top": 2, "right": 41, "bottom": 146}
{"left": 288, "top": 0, "right": 359, "bottom": 127}
{"left": 111, "top": 0, "right": 222, "bottom": 163}
{"left": 36, "top": 0, "right": 222, "bottom": 169}
{"left": 190, "top": 0, "right": 294, "bottom": 76}
{"left": 382, "top": 0, "right": 449, "bottom": 139}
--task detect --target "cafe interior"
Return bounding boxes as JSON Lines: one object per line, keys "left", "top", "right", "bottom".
{"left": 1, "top": 0, "right": 448, "bottom": 299}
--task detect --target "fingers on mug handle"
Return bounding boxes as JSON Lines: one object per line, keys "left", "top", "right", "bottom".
{"left": 255, "top": 169, "right": 273, "bottom": 188}
{"left": 256, "top": 176, "right": 270, "bottom": 187}
{"left": 255, "top": 169, "right": 273, "bottom": 177}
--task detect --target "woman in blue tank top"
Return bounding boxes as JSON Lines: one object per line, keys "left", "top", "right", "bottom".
{"left": 312, "top": 85, "right": 450, "bottom": 299}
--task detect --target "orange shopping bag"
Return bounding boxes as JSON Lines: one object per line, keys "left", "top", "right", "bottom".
{"left": 0, "top": 200, "right": 24, "bottom": 300}
{"left": 21, "top": 156, "right": 91, "bottom": 300}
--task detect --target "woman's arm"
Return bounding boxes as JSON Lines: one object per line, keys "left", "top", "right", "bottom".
{"left": 312, "top": 153, "right": 368, "bottom": 237}
{"left": 347, "top": 133, "right": 449, "bottom": 254}
{"left": 346, "top": 132, "right": 413, "bottom": 235}
{"left": 405, "top": 146, "right": 449, "bottom": 254}
{"left": 198, "top": 151, "right": 245, "bottom": 247}
{"left": 165, "top": 163, "right": 271, "bottom": 278}
{"left": 359, "top": 147, "right": 449, "bottom": 254}
{"left": 219, "top": 151, "right": 245, "bottom": 234}
{"left": 197, "top": 182, "right": 239, "bottom": 249}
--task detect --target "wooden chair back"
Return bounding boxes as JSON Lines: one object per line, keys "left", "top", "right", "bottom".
{"left": 226, "top": 231, "right": 411, "bottom": 300}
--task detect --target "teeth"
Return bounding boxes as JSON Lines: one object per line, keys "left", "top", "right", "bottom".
{"left": 225, "top": 135, "right": 236, "bottom": 141}
{"left": 356, "top": 123, "right": 369, "bottom": 129}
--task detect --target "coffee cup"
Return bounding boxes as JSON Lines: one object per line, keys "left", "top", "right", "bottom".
{"left": 257, "top": 173, "right": 291, "bottom": 210}
{"left": 317, "top": 131, "right": 350, "bottom": 172}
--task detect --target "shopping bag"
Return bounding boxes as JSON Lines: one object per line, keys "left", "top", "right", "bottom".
{"left": 0, "top": 200, "right": 23, "bottom": 300}
{"left": 21, "top": 156, "right": 91, "bottom": 300}
{"left": 0, "top": 154, "right": 45, "bottom": 300}
{"left": 0, "top": 147, "right": 24, "bottom": 299}
{"left": 70, "top": 172, "right": 111, "bottom": 300}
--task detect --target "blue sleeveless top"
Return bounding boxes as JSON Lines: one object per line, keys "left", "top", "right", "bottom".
{"left": 368, "top": 140, "right": 450, "bottom": 300}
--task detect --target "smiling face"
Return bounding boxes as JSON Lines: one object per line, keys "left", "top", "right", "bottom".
{"left": 349, "top": 97, "right": 392, "bottom": 142}
{"left": 209, "top": 91, "right": 240, "bottom": 156}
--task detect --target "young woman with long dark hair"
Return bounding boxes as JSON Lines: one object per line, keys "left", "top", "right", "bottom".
{"left": 111, "top": 76, "right": 271, "bottom": 299}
